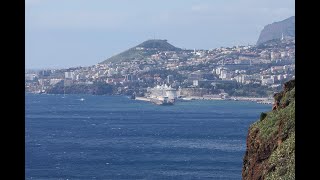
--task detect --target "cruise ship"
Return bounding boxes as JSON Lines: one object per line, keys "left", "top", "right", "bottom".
{"left": 146, "top": 84, "right": 177, "bottom": 105}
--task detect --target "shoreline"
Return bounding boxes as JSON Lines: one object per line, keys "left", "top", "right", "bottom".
{"left": 181, "top": 96, "right": 273, "bottom": 104}
{"left": 134, "top": 95, "right": 273, "bottom": 104}
{"left": 26, "top": 92, "right": 273, "bottom": 104}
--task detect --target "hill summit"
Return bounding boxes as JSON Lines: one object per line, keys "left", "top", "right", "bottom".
{"left": 101, "top": 39, "right": 181, "bottom": 64}
{"left": 136, "top": 39, "right": 181, "bottom": 51}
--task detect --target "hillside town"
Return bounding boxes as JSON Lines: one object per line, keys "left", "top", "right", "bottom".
{"left": 25, "top": 37, "right": 295, "bottom": 101}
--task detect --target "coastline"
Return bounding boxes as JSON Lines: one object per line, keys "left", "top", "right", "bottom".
{"left": 26, "top": 91, "right": 273, "bottom": 104}
{"left": 134, "top": 95, "right": 273, "bottom": 104}
{"left": 181, "top": 96, "right": 273, "bottom": 104}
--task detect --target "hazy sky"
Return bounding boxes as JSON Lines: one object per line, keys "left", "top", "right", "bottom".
{"left": 26, "top": 0, "right": 295, "bottom": 69}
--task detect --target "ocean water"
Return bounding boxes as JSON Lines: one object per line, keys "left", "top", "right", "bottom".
{"left": 25, "top": 93, "right": 270, "bottom": 180}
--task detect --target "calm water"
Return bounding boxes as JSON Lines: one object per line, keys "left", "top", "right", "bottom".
{"left": 25, "top": 93, "right": 270, "bottom": 180}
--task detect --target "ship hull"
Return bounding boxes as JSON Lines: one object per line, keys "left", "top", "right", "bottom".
{"left": 150, "top": 98, "right": 174, "bottom": 105}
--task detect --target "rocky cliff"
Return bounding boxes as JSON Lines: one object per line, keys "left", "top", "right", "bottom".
{"left": 257, "top": 16, "right": 295, "bottom": 45}
{"left": 242, "top": 79, "right": 295, "bottom": 180}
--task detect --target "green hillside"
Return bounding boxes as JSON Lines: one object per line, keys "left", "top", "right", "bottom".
{"left": 100, "top": 39, "right": 181, "bottom": 64}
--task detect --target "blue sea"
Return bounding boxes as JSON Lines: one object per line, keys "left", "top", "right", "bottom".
{"left": 25, "top": 93, "right": 270, "bottom": 180}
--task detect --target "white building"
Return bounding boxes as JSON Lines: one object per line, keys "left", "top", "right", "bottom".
{"left": 107, "top": 69, "right": 117, "bottom": 76}
{"left": 262, "top": 78, "right": 274, "bottom": 86}
{"left": 271, "top": 52, "right": 280, "bottom": 61}
{"left": 193, "top": 80, "right": 199, "bottom": 86}
{"left": 277, "top": 74, "right": 284, "bottom": 81}
{"left": 76, "top": 74, "right": 86, "bottom": 81}
{"left": 270, "top": 75, "right": 277, "bottom": 82}
{"left": 167, "top": 75, "right": 174, "bottom": 84}
{"left": 25, "top": 74, "right": 37, "bottom": 81}
{"left": 271, "top": 66, "right": 284, "bottom": 73}
{"left": 65, "top": 72, "right": 75, "bottom": 79}
{"left": 219, "top": 70, "right": 231, "bottom": 80}
{"left": 50, "top": 79, "right": 62, "bottom": 85}
{"left": 196, "top": 51, "right": 205, "bottom": 57}
{"left": 215, "top": 67, "right": 224, "bottom": 75}
{"left": 234, "top": 75, "right": 242, "bottom": 83}
{"left": 280, "top": 51, "right": 288, "bottom": 58}
{"left": 283, "top": 65, "right": 289, "bottom": 71}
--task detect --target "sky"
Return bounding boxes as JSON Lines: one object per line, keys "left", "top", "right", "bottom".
{"left": 26, "top": 0, "right": 295, "bottom": 69}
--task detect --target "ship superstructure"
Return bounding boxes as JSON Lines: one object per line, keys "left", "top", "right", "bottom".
{"left": 146, "top": 84, "right": 177, "bottom": 105}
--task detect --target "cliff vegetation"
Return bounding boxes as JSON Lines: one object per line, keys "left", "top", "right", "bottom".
{"left": 242, "top": 79, "right": 295, "bottom": 180}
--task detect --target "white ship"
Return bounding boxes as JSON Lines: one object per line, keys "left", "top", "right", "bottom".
{"left": 149, "top": 96, "right": 174, "bottom": 105}
{"left": 146, "top": 84, "right": 177, "bottom": 105}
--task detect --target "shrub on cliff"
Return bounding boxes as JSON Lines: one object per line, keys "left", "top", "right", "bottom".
{"left": 260, "top": 112, "right": 267, "bottom": 121}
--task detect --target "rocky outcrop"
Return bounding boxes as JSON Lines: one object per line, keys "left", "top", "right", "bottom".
{"left": 272, "top": 80, "right": 295, "bottom": 110}
{"left": 257, "top": 16, "right": 295, "bottom": 45}
{"left": 242, "top": 79, "right": 295, "bottom": 180}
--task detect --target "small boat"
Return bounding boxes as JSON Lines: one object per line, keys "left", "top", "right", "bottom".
{"left": 130, "top": 92, "right": 136, "bottom": 99}
{"left": 79, "top": 98, "right": 85, "bottom": 101}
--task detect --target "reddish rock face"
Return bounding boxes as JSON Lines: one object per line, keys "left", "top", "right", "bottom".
{"left": 242, "top": 127, "right": 279, "bottom": 180}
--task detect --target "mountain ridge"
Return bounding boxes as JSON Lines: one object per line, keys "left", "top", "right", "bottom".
{"left": 257, "top": 16, "right": 295, "bottom": 45}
